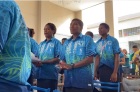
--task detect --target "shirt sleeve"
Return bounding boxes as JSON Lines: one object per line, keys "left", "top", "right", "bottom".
{"left": 0, "top": 8, "right": 11, "bottom": 52}
{"left": 30, "top": 38, "right": 39, "bottom": 57}
{"left": 60, "top": 42, "right": 66, "bottom": 62}
{"left": 86, "top": 36, "right": 97, "bottom": 57}
{"left": 54, "top": 41, "right": 62, "bottom": 58}
{"left": 112, "top": 38, "right": 120, "bottom": 54}
{"left": 120, "top": 52, "right": 124, "bottom": 58}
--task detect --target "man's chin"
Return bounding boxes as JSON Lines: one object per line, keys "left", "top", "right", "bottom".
{"left": 70, "top": 31, "right": 77, "bottom": 34}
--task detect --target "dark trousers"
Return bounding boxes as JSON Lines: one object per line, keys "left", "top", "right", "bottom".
{"left": 37, "top": 79, "right": 57, "bottom": 92}
{"left": 122, "top": 67, "right": 130, "bottom": 76}
{"left": 130, "top": 68, "right": 135, "bottom": 75}
{"left": 99, "top": 65, "right": 119, "bottom": 92}
{"left": 28, "top": 74, "right": 34, "bottom": 85}
{"left": 65, "top": 87, "right": 92, "bottom": 92}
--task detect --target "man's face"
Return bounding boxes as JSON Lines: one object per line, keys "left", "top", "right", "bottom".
{"left": 132, "top": 48, "right": 138, "bottom": 53}
{"left": 70, "top": 20, "right": 82, "bottom": 35}
{"left": 99, "top": 25, "right": 108, "bottom": 36}
{"left": 44, "top": 25, "right": 54, "bottom": 38}
{"left": 122, "top": 49, "right": 127, "bottom": 54}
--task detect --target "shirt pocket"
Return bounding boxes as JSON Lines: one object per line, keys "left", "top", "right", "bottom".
{"left": 76, "top": 46, "right": 86, "bottom": 56}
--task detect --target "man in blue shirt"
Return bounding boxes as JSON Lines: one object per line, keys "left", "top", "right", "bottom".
{"left": 36, "top": 23, "right": 62, "bottom": 92}
{"left": 94, "top": 23, "right": 120, "bottom": 92}
{"left": 27, "top": 28, "right": 39, "bottom": 86}
{"left": 0, "top": 1, "right": 31, "bottom": 92}
{"left": 60, "top": 18, "right": 96, "bottom": 92}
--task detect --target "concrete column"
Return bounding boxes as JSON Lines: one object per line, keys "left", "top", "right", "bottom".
{"left": 105, "top": 0, "right": 118, "bottom": 38}
{"left": 37, "top": 1, "right": 41, "bottom": 43}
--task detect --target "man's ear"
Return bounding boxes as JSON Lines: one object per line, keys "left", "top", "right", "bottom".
{"left": 107, "top": 30, "right": 109, "bottom": 33}
{"left": 80, "top": 27, "right": 83, "bottom": 32}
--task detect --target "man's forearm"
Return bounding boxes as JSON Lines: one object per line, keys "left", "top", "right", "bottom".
{"left": 94, "top": 55, "right": 100, "bottom": 73}
{"left": 113, "top": 54, "right": 119, "bottom": 73}
{"left": 73, "top": 56, "right": 93, "bottom": 68}
{"left": 42, "top": 58, "right": 59, "bottom": 64}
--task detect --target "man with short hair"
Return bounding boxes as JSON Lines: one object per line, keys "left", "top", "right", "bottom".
{"left": 94, "top": 23, "right": 120, "bottom": 92}
{"left": 62, "top": 38, "right": 67, "bottom": 45}
{"left": 60, "top": 18, "right": 96, "bottom": 92}
{"left": 131, "top": 45, "right": 140, "bottom": 75}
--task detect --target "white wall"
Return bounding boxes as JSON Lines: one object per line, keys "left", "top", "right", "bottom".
{"left": 118, "top": 17, "right": 140, "bottom": 52}
{"left": 16, "top": 1, "right": 75, "bottom": 43}
{"left": 40, "top": 1, "right": 75, "bottom": 42}
{"left": 16, "top": 1, "right": 40, "bottom": 42}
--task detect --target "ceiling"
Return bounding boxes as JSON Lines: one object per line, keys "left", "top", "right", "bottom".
{"left": 49, "top": 0, "right": 107, "bottom": 11}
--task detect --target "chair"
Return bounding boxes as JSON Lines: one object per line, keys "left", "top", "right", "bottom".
{"left": 53, "top": 89, "right": 60, "bottom": 92}
{"left": 31, "top": 86, "right": 60, "bottom": 92}
{"left": 93, "top": 80, "right": 120, "bottom": 92}
{"left": 31, "top": 86, "right": 50, "bottom": 92}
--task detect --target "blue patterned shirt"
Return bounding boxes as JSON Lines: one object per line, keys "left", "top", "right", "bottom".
{"left": 0, "top": 1, "right": 31, "bottom": 85}
{"left": 96, "top": 35, "right": 120, "bottom": 69}
{"left": 36, "top": 37, "right": 61, "bottom": 80}
{"left": 30, "top": 37, "right": 39, "bottom": 57}
{"left": 60, "top": 33, "right": 96, "bottom": 88}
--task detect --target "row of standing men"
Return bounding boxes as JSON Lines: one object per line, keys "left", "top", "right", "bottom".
{"left": 30, "top": 19, "right": 121, "bottom": 92}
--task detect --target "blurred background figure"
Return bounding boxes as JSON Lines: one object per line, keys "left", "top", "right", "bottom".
{"left": 85, "top": 31, "right": 94, "bottom": 38}
{"left": 130, "top": 45, "right": 140, "bottom": 75}
{"left": 62, "top": 38, "right": 67, "bottom": 45}
{"left": 27, "top": 28, "right": 39, "bottom": 87}
{"left": 122, "top": 49, "right": 130, "bottom": 77}
{"left": 28, "top": 28, "right": 35, "bottom": 38}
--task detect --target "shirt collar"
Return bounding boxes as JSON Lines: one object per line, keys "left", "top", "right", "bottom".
{"left": 68, "top": 33, "right": 83, "bottom": 41}
{"left": 44, "top": 37, "right": 54, "bottom": 42}
{"left": 99, "top": 34, "right": 110, "bottom": 41}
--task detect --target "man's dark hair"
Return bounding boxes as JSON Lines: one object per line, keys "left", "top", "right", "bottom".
{"left": 46, "top": 23, "right": 56, "bottom": 35}
{"left": 28, "top": 27, "right": 35, "bottom": 37}
{"left": 62, "top": 38, "right": 67, "bottom": 41}
{"left": 86, "top": 31, "right": 94, "bottom": 38}
{"left": 100, "top": 23, "right": 110, "bottom": 31}
{"left": 71, "top": 18, "right": 84, "bottom": 29}
{"left": 133, "top": 45, "right": 138, "bottom": 48}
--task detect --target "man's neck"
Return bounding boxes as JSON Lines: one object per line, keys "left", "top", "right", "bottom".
{"left": 102, "top": 34, "right": 108, "bottom": 39}
{"left": 46, "top": 37, "right": 52, "bottom": 41}
{"left": 72, "top": 33, "right": 80, "bottom": 40}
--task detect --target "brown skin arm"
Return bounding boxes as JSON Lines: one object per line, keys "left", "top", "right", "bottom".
{"left": 94, "top": 55, "right": 100, "bottom": 80}
{"left": 110, "top": 54, "right": 119, "bottom": 82}
{"left": 59, "top": 56, "right": 94, "bottom": 70}
{"left": 42, "top": 58, "right": 59, "bottom": 64}
{"left": 73, "top": 56, "right": 93, "bottom": 68}
{"left": 119, "top": 57, "right": 125, "bottom": 65}
{"left": 132, "top": 57, "right": 139, "bottom": 64}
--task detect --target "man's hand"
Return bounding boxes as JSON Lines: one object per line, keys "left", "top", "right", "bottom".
{"left": 94, "top": 71, "right": 99, "bottom": 80}
{"left": 110, "top": 72, "right": 117, "bottom": 82}
{"left": 59, "top": 61, "right": 72, "bottom": 70}
{"left": 33, "top": 61, "right": 42, "bottom": 67}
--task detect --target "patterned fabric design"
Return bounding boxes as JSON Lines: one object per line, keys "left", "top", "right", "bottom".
{"left": 60, "top": 34, "right": 96, "bottom": 88}
{"left": 36, "top": 38, "right": 61, "bottom": 80}
{"left": 30, "top": 37, "right": 39, "bottom": 57}
{"left": 96, "top": 35, "right": 120, "bottom": 69}
{"left": 0, "top": 1, "right": 31, "bottom": 85}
